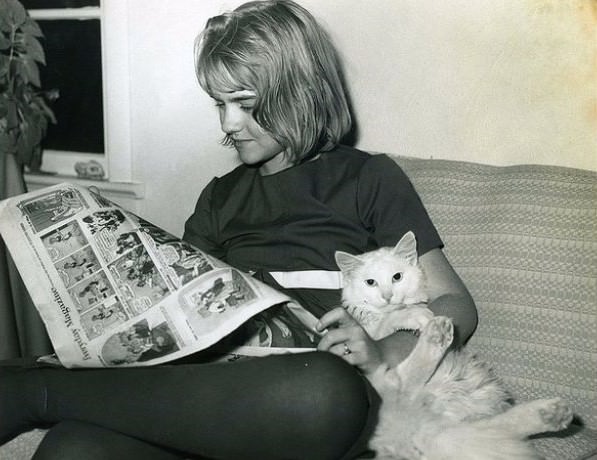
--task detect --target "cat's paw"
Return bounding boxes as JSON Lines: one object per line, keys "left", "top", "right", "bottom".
{"left": 538, "top": 398, "right": 573, "bottom": 432}
{"left": 422, "top": 316, "right": 453, "bottom": 349}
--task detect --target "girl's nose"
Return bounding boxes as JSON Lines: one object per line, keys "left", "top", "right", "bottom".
{"left": 220, "top": 106, "right": 243, "bottom": 134}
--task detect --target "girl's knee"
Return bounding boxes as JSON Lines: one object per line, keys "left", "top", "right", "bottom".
{"left": 289, "top": 352, "right": 375, "bottom": 458}
{"left": 300, "top": 352, "right": 369, "bottom": 403}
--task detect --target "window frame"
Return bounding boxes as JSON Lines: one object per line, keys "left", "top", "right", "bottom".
{"left": 28, "top": 0, "right": 134, "bottom": 184}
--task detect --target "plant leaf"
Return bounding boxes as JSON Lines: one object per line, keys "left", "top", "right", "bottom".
{"left": 6, "top": 99, "right": 19, "bottom": 130}
{"left": 22, "top": 18, "right": 43, "bottom": 38}
{"left": 4, "top": 0, "right": 27, "bottom": 29}
{"left": 0, "top": 1, "right": 15, "bottom": 33}
{"left": 0, "top": 95, "right": 8, "bottom": 119}
{"left": 22, "top": 56, "right": 40, "bottom": 87}
{"left": 24, "top": 34, "right": 45, "bottom": 64}
{"left": 17, "top": 126, "right": 35, "bottom": 165}
{"left": 29, "top": 117, "right": 42, "bottom": 146}
{"left": 0, "top": 54, "right": 9, "bottom": 78}
{"left": 0, "top": 33, "right": 11, "bottom": 50}
{"left": 34, "top": 93, "right": 57, "bottom": 124}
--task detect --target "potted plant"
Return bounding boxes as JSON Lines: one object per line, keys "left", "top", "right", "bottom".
{"left": 0, "top": 0, "right": 57, "bottom": 173}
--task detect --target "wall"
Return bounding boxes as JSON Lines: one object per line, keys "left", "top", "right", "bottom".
{"left": 123, "top": 0, "right": 596, "bottom": 235}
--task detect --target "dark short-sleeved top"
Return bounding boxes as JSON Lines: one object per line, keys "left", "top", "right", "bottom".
{"left": 183, "top": 145, "right": 442, "bottom": 317}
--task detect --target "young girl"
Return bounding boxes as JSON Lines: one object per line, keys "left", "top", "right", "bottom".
{"left": 184, "top": 0, "right": 477, "bottom": 373}
{"left": 1, "top": 1, "right": 477, "bottom": 458}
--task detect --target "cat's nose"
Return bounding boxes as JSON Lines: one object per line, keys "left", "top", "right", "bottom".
{"left": 382, "top": 292, "right": 393, "bottom": 302}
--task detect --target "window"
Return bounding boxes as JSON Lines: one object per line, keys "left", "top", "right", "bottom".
{"left": 37, "top": 17, "right": 104, "bottom": 153}
{"left": 24, "top": 0, "right": 134, "bottom": 183}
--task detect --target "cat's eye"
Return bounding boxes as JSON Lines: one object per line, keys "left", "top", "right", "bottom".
{"left": 365, "top": 279, "right": 377, "bottom": 286}
{"left": 392, "top": 272, "right": 403, "bottom": 282}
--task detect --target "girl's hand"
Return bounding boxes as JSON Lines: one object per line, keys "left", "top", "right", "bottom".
{"left": 315, "top": 307, "right": 383, "bottom": 374}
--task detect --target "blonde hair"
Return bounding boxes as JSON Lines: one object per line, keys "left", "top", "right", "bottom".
{"left": 194, "top": 0, "right": 352, "bottom": 162}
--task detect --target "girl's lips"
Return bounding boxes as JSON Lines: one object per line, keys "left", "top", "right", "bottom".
{"left": 233, "top": 139, "right": 253, "bottom": 149}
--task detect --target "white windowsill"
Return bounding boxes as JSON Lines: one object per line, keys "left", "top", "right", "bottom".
{"left": 24, "top": 172, "right": 145, "bottom": 201}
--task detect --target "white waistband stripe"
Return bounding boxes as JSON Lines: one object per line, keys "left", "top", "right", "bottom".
{"left": 269, "top": 270, "right": 344, "bottom": 290}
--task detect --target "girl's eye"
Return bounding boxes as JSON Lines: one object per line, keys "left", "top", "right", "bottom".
{"left": 240, "top": 104, "right": 254, "bottom": 112}
{"left": 365, "top": 279, "right": 377, "bottom": 286}
{"left": 392, "top": 272, "right": 403, "bottom": 282}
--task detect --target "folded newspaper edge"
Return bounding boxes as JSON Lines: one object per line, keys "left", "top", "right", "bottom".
{"left": 0, "top": 183, "right": 318, "bottom": 368}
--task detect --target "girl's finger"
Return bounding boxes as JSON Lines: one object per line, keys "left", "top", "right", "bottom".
{"left": 316, "top": 307, "right": 357, "bottom": 332}
{"left": 328, "top": 341, "right": 358, "bottom": 364}
{"left": 317, "top": 326, "right": 351, "bottom": 351}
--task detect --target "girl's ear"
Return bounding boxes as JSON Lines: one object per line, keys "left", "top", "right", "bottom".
{"left": 334, "top": 251, "right": 362, "bottom": 273}
{"left": 393, "top": 231, "right": 418, "bottom": 266}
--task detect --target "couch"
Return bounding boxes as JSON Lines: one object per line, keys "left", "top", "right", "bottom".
{"left": 2, "top": 155, "right": 596, "bottom": 459}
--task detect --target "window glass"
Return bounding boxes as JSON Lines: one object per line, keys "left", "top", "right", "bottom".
{"left": 37, "top": 19, "right": 104, "bottom": 153}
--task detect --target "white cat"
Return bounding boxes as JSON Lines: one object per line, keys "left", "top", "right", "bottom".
{"left": 335, "top": 231, "right": 433, "bottom": 339}
{"left": 336, "top": 233, "right": 573, "bottom": 460}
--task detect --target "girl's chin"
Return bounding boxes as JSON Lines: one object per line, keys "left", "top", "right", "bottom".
{"left": 237, "top": 152, "right": 263, "bottom": 166}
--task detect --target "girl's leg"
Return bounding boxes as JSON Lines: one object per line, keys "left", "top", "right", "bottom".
{"left": 2, "top": 352, "right": 373, "bottom": 460}
{"left": 33, "top": 421, "right": 187, "bottom": 460}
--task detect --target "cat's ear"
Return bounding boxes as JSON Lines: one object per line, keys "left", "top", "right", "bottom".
{"left": 335, "top": 251, "right": 362, "bottom": 273}
{"left": 393, "top": 231, "right": 418, "bottom": 265}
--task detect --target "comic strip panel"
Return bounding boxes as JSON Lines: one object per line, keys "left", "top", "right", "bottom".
{"left": 137, "top": 220, "right": 178, "bottom": 245}
{"left": 100, "top": 319, "right": 180, "bottom": 365}
{"left": 81, "top": 210, "right": 138, "bottom": 263}
{"left": 123, "top": 212, "right": 175, "bottom": 243}
{"left": 41, "top": 221, "right": 88, "bottom": 262}
{"left": 178, "top": 268, "right": 257, "bottom": 335}
{"left": 79, "top": 298, "right": 129, "bottom": 340}
{"left": 108, "top": 246, "right": 170, "bottom": 315}
{"left": 55, "top": 246, "right": 102, "bottom": 288}
{"left": 158, "top": 241, "right": 213, "bottom": 289}
{"left": 18, "top": 188, "right": 87, "bottom": 233}
{"left": 68, "top": 271, "right": 116, "bottom": 313}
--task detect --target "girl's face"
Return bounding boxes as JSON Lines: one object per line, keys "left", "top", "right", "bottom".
{"left": 212, "top": 90, "right": 290, "bottom": 175}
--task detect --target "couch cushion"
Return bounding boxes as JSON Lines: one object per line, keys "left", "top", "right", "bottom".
{"left": 391, "top": 155, "right": 596, "bottom": 458}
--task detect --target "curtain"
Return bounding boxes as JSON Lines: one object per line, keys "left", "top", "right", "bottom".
{"left": 0, "top": 153, "right": 52, "bottom": 359}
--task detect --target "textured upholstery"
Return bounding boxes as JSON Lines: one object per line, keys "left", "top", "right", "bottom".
{"left": 392, "top": 155, "right": 597, "bottom": 460}
{"left": 2, "top": 156, "right": 596, "bottom": 459}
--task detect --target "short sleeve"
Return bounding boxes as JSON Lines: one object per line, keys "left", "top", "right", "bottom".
{"left": 357, "top": 154, "right": 443, "bottom": 255}
{"left": 183, "top": 178, "right": 227, "bottom": 260}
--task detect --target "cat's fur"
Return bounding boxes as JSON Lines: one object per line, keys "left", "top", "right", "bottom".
{"left": 335, "top": 231, "right": 433, "bottom": 340}
{"left": 368, "top": 316, "right": 573, "bottom": 459}
{"left": 335, "top": 233, "right": 573, "bottom": 460}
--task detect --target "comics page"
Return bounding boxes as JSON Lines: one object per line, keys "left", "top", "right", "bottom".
{"left": 0, "top": 183, "right": 318, "bottom": 367}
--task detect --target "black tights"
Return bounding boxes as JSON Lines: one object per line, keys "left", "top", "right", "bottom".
{"left": 3, "top": 352, "right": 376, "bottom": 460}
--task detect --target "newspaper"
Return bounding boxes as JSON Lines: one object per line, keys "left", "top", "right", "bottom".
{"left": 0, "top": 183, "right": 319, "bottom": 368}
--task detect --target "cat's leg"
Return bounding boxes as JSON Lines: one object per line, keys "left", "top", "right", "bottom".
{"left": 367, "top": 318, "right": 453, "bottom": 460}
{"left": 395, "top": 316, "right": 453, "bottom": 390}
{"left": 470, "top": 398, "right": 573, "bottom": 438}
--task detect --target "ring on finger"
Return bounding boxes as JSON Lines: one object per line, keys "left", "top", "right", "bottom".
{"left": 343, "top": 343, "right": 352, "bottom": 355}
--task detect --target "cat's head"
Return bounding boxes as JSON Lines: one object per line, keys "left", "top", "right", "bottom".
{"left": 335, "top": 231, "right": 425, "bottom": 312}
